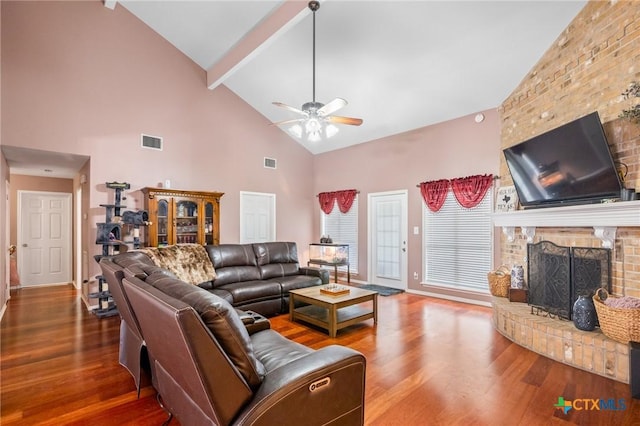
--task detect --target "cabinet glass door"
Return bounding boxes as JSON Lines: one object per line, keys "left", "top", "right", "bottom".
{"left": 157, "top": 199, "right": 169, "bottom": 246}
{"left": 204, "top": 202, "right": 214, "bottom": 245}
{"left": 175, "top": 200, "right": 198, "bottom": 244}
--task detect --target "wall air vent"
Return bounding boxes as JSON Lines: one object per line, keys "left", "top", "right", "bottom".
{"left": 264, "top": 157, "right": 277, "bottom": 169}
{"left": 141, "top": 134, "right": 163, "bottom": 150}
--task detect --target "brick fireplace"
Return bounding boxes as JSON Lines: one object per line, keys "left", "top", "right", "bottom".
{"left": 493, "top": 1, "right": 640, "bottom": 384}
{"left": 492, "top": 201, "right": 640, "bottom": 383}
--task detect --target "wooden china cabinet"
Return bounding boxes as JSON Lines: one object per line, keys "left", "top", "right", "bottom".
{"left": 142, "top": 187, "right": 224, "bottom": 247}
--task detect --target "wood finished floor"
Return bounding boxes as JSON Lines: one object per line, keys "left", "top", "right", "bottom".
{"left": 1, "top": 284, "right": 639, "bottom": 425}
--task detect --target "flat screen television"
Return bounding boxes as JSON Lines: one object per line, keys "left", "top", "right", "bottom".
{"left": 503, "top": 111, "right": 622, "bottom": 209}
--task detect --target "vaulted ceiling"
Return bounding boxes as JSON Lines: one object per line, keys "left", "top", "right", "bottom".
{"left": 2, "top": 0, "right": 588, "bottom": 178}
{"left": 118, "top": 0, "right": 586, "bottom": 154}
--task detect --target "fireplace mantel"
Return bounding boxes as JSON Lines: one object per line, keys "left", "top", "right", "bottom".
{"left": 492, "top": 200, "right": 640, "bottom": 248}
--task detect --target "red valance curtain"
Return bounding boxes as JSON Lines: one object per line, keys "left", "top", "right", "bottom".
{"left": 336, "top": 189, "right": 358, "bottom": 213}
{"left": 450, "top": 174, "right": 494, "bottom": 208}
{"left": 419, "top": 179, "right": 450, "bottom": 212}
{"left": 318, "top": 192, "right": 336, "bottom": 214}
{"left": 318, "top": 189, "right": 358, "bottom": 214}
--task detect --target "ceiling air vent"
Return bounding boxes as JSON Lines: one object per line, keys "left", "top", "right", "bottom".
{"left": 141, "top": 134, "right": 163, "bottom": 150}
{"left": 264, "top": 157, "right": 277, "bottom": 169}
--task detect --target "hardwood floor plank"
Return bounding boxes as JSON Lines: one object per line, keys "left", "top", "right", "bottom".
{"left": 2, "top": 285, "right": 639, "bottom": 425}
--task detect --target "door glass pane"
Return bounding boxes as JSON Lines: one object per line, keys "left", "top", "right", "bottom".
{"left": 204, "top": 202, "right": 213, "bottom": 245}
{"left": 157, "top": 199, "right": 169, "bottom": 246}
{"left": 176, "top": 200, "right": 198, "bottom": 244}
{"left": 376, "top": 200, "right": 401, "bottom": 279}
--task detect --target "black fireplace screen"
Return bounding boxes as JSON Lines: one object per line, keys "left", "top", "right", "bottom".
{"left": 527, "top": 241, "right": 611, "bottom": 320}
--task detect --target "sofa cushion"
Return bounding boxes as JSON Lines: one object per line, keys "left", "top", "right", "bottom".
{"left": 216, "top": 280, "right": 282, "bottom": 304}
{"left": 276, "top": 275, "right": 323, "bottom": 293}
{"left": 124, "top": 262, "right": 175, "bottom": 280}
{"left": 250, "top": 329, "right": 313, "bottom": 372}
{"left": 253, "top": 242, "right": 300, "bottom": 279}
{"left": 139, "top": 244, "right": 216, "bottom": 286}
{"left": 146, "top": 274, "right": 266, "bottom": 389}
{"left": 111, "top": 251, "right": 156, "bottom": 269}
{"left": 205, "top": 244, "right": 261, "bottom": 285}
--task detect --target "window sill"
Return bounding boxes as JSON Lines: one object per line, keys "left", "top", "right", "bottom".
{"left": 417, "top": 283, "right": 492, "bottom": 307}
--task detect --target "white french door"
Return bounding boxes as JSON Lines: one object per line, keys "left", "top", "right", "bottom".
{"left": 368, "top": 190, "right": 408, "bottom": 290}
{"left": 240, "top": 191, "right": 276, "bottom": 243}
{"left": 18, "top": 191, "right": 72, "bottom": 286}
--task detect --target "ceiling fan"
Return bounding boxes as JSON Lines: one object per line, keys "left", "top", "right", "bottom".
{"left": 272, "top": 0, "right": 363, "bottom": 142}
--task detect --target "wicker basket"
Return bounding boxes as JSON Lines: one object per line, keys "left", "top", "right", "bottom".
{"left": 593, "top": 289, "right": 640, "bottom": 344}
{"left": 488, "top": 265, "right": 511, "bottom": 297}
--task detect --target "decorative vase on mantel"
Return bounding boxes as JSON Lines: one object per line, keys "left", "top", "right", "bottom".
{"left": 573, "top": 294, "right": 597, "bottom": 331}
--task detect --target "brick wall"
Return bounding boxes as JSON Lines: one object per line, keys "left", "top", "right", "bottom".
{"left": 498, "top": 1, "right": 640, "bottom": 298}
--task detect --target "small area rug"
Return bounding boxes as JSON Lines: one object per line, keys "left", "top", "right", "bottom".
{"left": 353, "top": 284, "right": 404, "bottom": 297}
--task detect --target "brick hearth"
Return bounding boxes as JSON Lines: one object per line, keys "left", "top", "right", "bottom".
{"left": 492, "top": 297, "right": 629, "bottom": 384}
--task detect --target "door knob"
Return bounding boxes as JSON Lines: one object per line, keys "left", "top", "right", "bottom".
{"left": 22, "top": 243, "right": 28, "bottom": 247}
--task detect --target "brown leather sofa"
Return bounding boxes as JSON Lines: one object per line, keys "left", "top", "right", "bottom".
{"left": 99, "top": 242, "right": 329, "bottom": 398}
{"left": 104, "top": 242, "right": 329, "bottom": 316}
{"left": 122, "top": 265, "right": 366, "bottom": 425}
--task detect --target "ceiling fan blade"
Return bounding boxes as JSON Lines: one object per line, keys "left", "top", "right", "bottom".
{"left": 317, "top": 98, "right": 347, "bottom": 116}
{"left": 272, "top": 102, "right": 307, "bottom": 116}
{"left": 271, "top": 118, "right": 305, "bottom": 126}
{"left": 326, "top": 115, "right": 363, "bottom": 126}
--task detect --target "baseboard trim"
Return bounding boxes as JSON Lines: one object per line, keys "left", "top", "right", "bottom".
{"left": 409, "top": 284, "right": 492, "bottom": 307}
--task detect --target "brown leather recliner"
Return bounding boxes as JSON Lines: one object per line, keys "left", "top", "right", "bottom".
{"left": 99, "top": 251, "right": 157, "bottom": 395}
{"left": 122, "top": 268, "right": 367, "bottom": 425}
{"left": 100, "top": 253, "right": 272, "bottom": 394}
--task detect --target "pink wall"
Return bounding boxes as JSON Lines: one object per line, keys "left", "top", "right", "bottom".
{"left": 313, "top": 110, "right": 501, "bottom": 291}
{"left": 2, "top": 1, "right": 501, "bottom": 299}
{"left": 1, "top": 1, "right": 316, "bottom": 279}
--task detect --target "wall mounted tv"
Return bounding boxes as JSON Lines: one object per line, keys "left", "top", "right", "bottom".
{"left": 503, "top": 111, "right": 622, "bottom": 209}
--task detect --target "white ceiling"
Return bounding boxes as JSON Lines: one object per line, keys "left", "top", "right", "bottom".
{"left": 120, "top": 0, "right": 587, "bottom": 154}
{"left": 2, "top": 0, "right": 587, "bottom": 177}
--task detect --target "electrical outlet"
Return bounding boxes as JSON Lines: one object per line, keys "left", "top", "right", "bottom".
{"left": 413, "top": 272, "right": 419, "bottom": 280}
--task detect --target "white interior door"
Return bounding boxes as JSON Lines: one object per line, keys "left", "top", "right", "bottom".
{"left": 18, "top": 191, "right": 72, "bottom": 286}
{"left": 368, "top": 190, "right": 408, "bottom": 290}
{"left": 240, "top": 191, "right": 276, "bottom": 243}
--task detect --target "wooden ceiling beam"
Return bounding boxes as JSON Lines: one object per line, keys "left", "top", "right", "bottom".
{"left": 206, "top": 0, "right": 309, "bottom": 90}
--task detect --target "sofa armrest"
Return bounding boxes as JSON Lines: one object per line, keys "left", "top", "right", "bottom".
{"left": 234, "top": 345, "right": 366, "bottom": 425}
{"left": 299, "top": 266, "right": 330, "bottom": 284}
{"left": 235, "top": 309, "right": 271, "bottom": 335}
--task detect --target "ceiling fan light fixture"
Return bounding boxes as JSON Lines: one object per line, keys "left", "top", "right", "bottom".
{"left": 271, "top": 1, "right": 362, "bottom": 142}
{"left": 308, "top": 130, "right": 322, "bottom": 142}
{"left": 305, "top": 117, "right": 322, "bottom": 134}
{"left": 288, "top": 124, "right": 303, "bottom": 138}
{"left": 325, "top": 124, "right": 339, "bottom": 138}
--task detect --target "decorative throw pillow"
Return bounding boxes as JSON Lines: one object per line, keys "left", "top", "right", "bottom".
{"left": 139, "top": 244, "right": 216, "bottom": 285}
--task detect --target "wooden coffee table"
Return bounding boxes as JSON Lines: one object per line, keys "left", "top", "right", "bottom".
{"left": 289, "top": 286, "right": 378, "bottom": 337}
